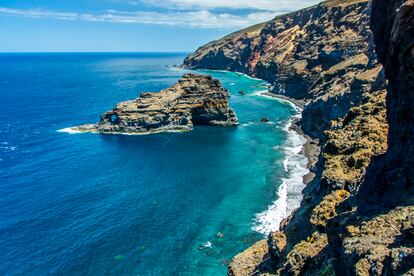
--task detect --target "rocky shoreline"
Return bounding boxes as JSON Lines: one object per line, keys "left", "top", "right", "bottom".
{"left": 184, "top": 0, "right": 414, "bottom": 274}
{"left": 299, "top": 134, "right": 319, "bottom": 185}
{"left": 260, "top": 92, "right": 305, "bottom": 109}
{"left": 66, "top": 74, "right": 238, "bottom": 135}
{"left": 259, "top": 91, "right": 319, "bottom": 185}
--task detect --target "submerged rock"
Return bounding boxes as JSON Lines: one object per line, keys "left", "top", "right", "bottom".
{"left": 197, "top": 241, "right": 212, "bottom": 251}
{"left": 260, "top": 118, "right": 270, "bottom": 123}
{"left": 72, "top": 74, "right": 238, "bottom": 135}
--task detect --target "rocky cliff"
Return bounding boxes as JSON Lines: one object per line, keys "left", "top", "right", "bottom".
{"left": 360, "top": 0, "right": 414, "bottom": 207}
{"left": 184, "top": 0, "right": 414, "bottom": 274}
{"left": 183, "top": 0, "right": 382, "bottom": 140}
{"left": 71, "top": 74, "right": 238, "bottom": 135}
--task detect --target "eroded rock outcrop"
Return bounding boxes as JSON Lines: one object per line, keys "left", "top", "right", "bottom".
{"left": 334, "top": 0, "right": 414, "bottom": 273}
{"left": 183, "top": 0, "right": 381, "bottom": 140}
{"left": 260, "top": 90, "right": 389, "bottom": 275}
{"left": 72, "top": 74, "right": 238, "bottom": 135}
{"left": 360, "top": 0, "right": 414, "bottom": 207}
{"left": 185, "top": 0, "right": 414, "bottom": 274}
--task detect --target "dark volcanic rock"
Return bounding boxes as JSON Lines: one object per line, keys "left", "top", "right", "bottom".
{"left": 72, "top": 74, "right": 238, "bottom": 135}
{"left": 360, "top": 0, "right": 414, "bottom": 206}
{"left": 333, "top": 2, "right": 414, "bottom": 273}
{"left": 183, "top": 0, "right": 414, "bottom": 275}
{"left": 182, "top": 0, "right": 414, "bottom": 274}
{"left": 183, "top": 0, "right": 382, "bottom": 140}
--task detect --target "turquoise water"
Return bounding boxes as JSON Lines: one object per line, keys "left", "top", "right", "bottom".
{"left": 0, "top": 53, "right": 304, "bottom": 275}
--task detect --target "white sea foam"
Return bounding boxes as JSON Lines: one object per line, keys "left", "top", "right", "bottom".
{"left": 57, "top": 126, "right": 189, "bottom": 136}
{"left": 242, "top": 122, "right": 255, "bottom": 127}
{"left": 57, "top": 127, "right": 83, "bottom": 134}
{"left": 250, "top": 90, "right": 270, "bottom": 97}
{"left": 258, "top": 92, "right": 300, "bottom": 112}
{"left": 253, "top": 108, "right": 309, "bottom": 235}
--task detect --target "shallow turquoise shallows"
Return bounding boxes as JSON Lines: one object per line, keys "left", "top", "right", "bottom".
{"left": 0, "top": 53, "right": 301, "bottom": 275}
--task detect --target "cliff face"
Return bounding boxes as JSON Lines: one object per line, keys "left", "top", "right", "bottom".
{"left": 228, "top": 89, "right": 393, "bottom": 275}
{"left": 183, "top": 0, "right": 382, "bottom": 139}
{"left": 360, "top": 0, "right": 414, "bottom": 206}
{"left": 184, "top": 0, "right": 414, "bottom": 275}
{"left": 72, "top": 74, "right": 238, "bottom": 135}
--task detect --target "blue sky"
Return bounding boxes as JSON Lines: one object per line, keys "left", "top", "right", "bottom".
{"left": 0, "top": 0, "right": 319, "bottom": 52}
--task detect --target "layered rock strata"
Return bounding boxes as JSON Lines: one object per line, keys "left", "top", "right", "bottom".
{"left": 72, "top": 74, "right": 238, "bottom": 135}
{"left": 183, "top": 0, "right": 381, "bottom": 140}
{"left": 185, "top": 0, "right": 414, "bottom": 274}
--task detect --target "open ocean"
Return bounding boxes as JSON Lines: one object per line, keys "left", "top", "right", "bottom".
{"left": 0, "top": 53, "right": 308, "bottom": 275}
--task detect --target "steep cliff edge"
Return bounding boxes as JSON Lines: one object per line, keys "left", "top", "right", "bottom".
{"left": 183, "top": 0, "right": 381, "bottom": 139}
{"left": 228, "top": 89, "right": 392, "bottom": 275}
{"left": 360, "top": 0, "right": 414, "bottom": 207}
{"left": 184, "top": 0, "right": 414, "bottom": 274}
{"left": 70, "top": 74, "right": 238, "bottom": 135}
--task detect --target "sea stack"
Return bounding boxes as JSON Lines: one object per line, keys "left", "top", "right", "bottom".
{"left": 72, "top": 73, "right": 238, "bottom": 135}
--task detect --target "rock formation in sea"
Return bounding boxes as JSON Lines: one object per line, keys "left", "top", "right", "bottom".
{"left": 184, "top": 0, "right": 414, "bottom": 274}
{"left": 72, "top": 73, "right": 238, "bottom": 135}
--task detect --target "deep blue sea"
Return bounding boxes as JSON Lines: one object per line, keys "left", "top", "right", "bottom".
{"left": 0, "top": 53, "right": 308, "bottom": 275}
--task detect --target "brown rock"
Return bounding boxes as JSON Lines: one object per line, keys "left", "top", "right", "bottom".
{"left": 181, "top": 0, "right": 414, "bottom": 275}
{"left": 228, "top": 239, "right": 274, "bottom": 276}
{"left": 184, "top": 0, "right": 382, "bottom": 139}
{"left": 310, "top": 189, "right": 350, "bottom": 229}
{"left": 72, "top": 74, "right": 238, "bottom": 135}
{"left": 267, "top": 232, "right": 287, "bottom": 264}
{"left": 359, "top": 0, "right": 414, "bottom": 206}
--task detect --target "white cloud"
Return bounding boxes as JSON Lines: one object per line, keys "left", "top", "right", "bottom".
{"left": 0, "top": 7, "right": 278, "bottom": 28}
{"left": 127, "top": 0, "right": 319, "bottom": 12}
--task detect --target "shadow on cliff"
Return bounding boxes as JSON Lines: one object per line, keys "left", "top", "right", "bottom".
{"left": 357, "top": 0, "right": 414, "bottom": 212}
{"left": 324, "top": 0, "right": 414, "bottom": 273}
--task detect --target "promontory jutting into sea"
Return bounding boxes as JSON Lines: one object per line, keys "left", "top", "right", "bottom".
{"left": 0, "top": 0, "right": 413, "bottom": 275}
{"left": 1, "top": 53, "right": 306, "bottom": 274}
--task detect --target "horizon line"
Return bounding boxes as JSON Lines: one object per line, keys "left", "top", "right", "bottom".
{"left": 0, "top": 51, "right": 191, "bottom": 54}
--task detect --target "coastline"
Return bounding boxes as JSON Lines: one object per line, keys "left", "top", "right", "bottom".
{"left": 181, "top": 67, "right": 320, "bottom": 185}
{"left": 187, "top": 67, "right": 320, "bottom": 234}
{"left": 289, "top": 121, "right": 319, "bottom": 185}
{"left": 58, "top": 125, "right": 193, "bottom": 136}
{"left": 259, "top": 91, "right": 319, "bottom": 185}
{"left": 261, "top": 92, "right": 306, "bottom": 109}
{"left": 190, "top": 68, "right": 319, "bottom": 184}
{"left": 183, "top": 0, "right": 407, "bottom": 272}
{"left": 69, "top": 64, "right": 319, "bottom": 237}
{"left": 302, "top": 135, "right": 318, "bottom": 184}
{"left": 252, "top": 87, "right": 319, "bottom": 235}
